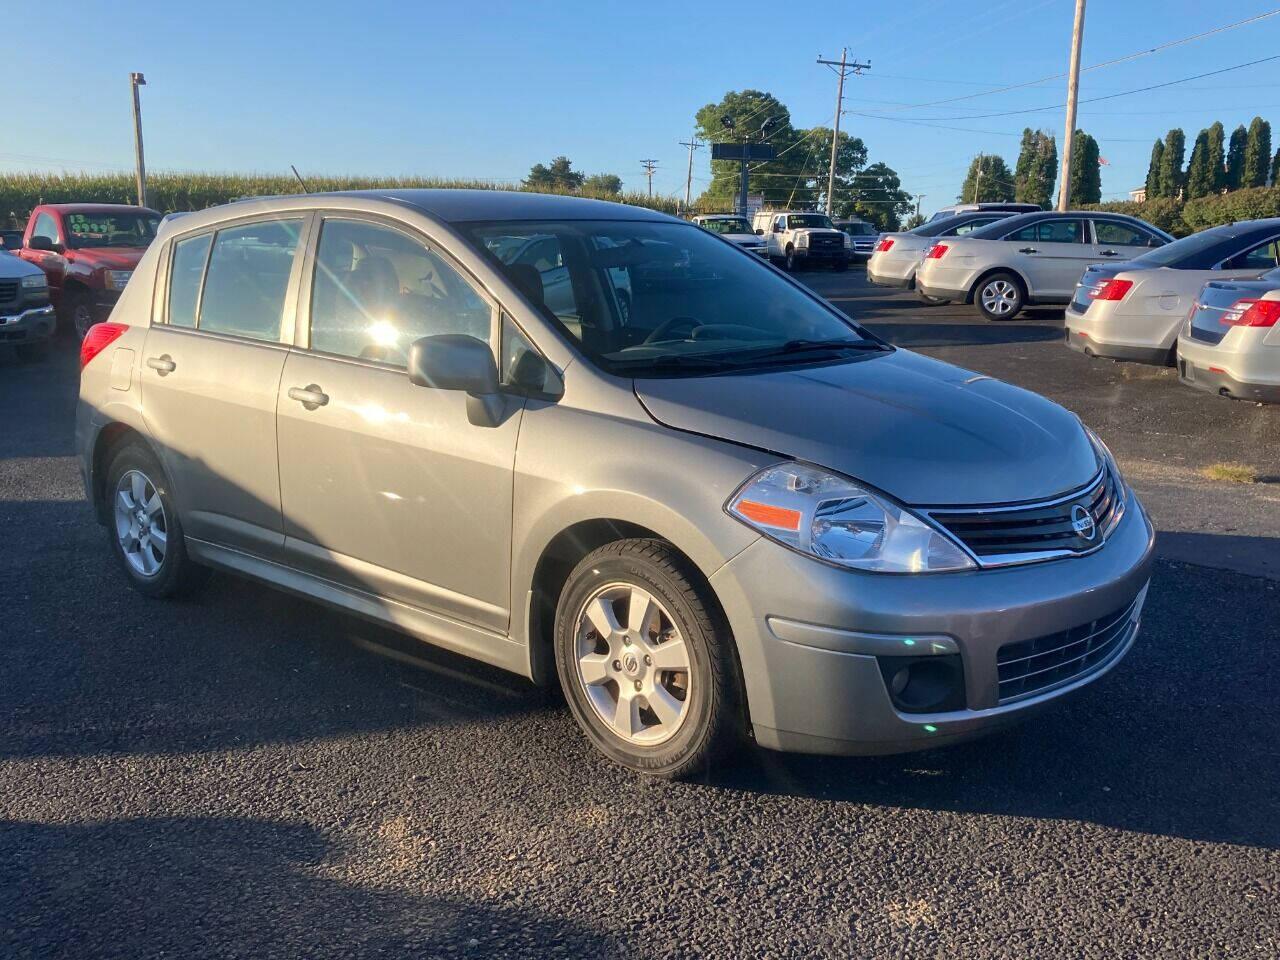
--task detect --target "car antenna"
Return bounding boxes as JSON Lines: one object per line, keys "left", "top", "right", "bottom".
{"left": 290, "top": 164, "right": 311, "bottom": 193}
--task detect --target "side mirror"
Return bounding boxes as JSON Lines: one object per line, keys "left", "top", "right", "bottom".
{"left": 27, "top": 235, "right": 58, "bottom": 252}
{"left": 408, "top": 334, "right": 505, "bottom": 427}
{"left": 754, "top": 228, "right": 764, "bottom": 236}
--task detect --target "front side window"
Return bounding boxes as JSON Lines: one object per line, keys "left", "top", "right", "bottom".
{"left": 1093, "top": 221, "right": 1153, "bottom": 247}
{"left": 199, "top": 219, "right": 302, "bottom": 341}
{"left": 309, "top": 218, "right": 494, "bottom": 367}
{"left": 465, "top": 219, "right": 883, "bottom": 377}
{"left": 167, "top": 233, "right": 212, "bottom": 328}
{"left": 32, "top": 213, "right": 59, "bottom": 243}
{"left": 1225, "top": 239, "right": 1280, "bottom": 271}
{"left": 64, "top": 211, "right": 160, "bottom": 249}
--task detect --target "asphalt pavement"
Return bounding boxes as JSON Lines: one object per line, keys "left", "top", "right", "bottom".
{"left": 1, "top": 281, "right": 1277, "bottom": 959}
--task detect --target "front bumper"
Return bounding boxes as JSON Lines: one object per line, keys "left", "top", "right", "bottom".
{"left": 795, "top": 246, "right": 850, "bottom": 263}
{"left": 0, "top": 302, "right": 57, "bottom": 343}
{"left": 1178, "top": 334, "right": 1280, "bottom": 403}
{"left": 709, "top": 487, "right": 1155, "bottom": 756}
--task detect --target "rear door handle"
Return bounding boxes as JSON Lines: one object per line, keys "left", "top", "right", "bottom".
{"left": 1099, "top": 249, "right": 1120, "bottom": 256}
{"left": 146, "top": 355, "right": 176, "bottom": 374}
{"left": 1018, "top": 247, "right": 1037, "bottom": 254}
{"left": 288, "top": 384, "right": 329, "bottom": 409}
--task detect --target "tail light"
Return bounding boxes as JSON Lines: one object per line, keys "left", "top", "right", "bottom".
{"left": 875, "top": 238, "right": 895, "bottom": 252}
{"left": 1221, "top": 298, "right": 1280, "bottom": 328}
{"left": 925, "top": 244, "right": 949, "bottom": 260}
{"left": 1088, "top": 278, "right": 1134, "bottom": 301}
{"left": 80, "top": 322, "right": 128, "bottom": 370}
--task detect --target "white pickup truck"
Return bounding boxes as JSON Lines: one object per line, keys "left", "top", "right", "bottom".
{"left": 690, "top": 214, "right": 768, "bottom": 257}
{"left": 751, "top": 211, "right": 851, "bottom": 272}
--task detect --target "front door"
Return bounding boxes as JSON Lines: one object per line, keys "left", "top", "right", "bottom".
{"left": 276, "top": 216, "right": 522, "bottom": 633}
{"left": 140, "top": 216, "right": 308, "bottom": 558}
{"left": 21, "top": 212, "right": 68, "bottom": 306}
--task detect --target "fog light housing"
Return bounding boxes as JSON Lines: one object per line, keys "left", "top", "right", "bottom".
{"left": 877, "top": 654, "right": 966, "bottom": 713}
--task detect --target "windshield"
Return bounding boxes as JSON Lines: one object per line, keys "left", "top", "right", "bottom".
{"left": 64, "top": 211, "right": 160, "bottom": 249}
{"left": 1131, "top": 225, "right": 1234, "bottom": 268}
{"left": 788, "top": 214, "right": 833, "bottom": 229}
{"left": 699, "top": 218, "right": 752, "bottom": 235}
{"left": 464, "top": 219, "right": 884, "bottom": 377}
{"left": 840, "top": 222, "right": 877, "bottom": 236}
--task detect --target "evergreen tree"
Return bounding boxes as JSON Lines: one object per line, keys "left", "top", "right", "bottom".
{"left": 1185, "top": 129, "right": 1212, "bottom": 199}
{"left": 1271, "top": 148, "right": 1280, "bottom": 188}
{"left": 958, "top": 154, "right": 1015, "bottom": 203}
{"left": 1243, "top": 116, "right": 1272, "bottom": 188}
{"left": 1206, "top": 122, "right": 1226, "bottom": 194}
{"left": 1158, "top": 128, "right": 1186, "bottom": 199}
{"left": 1226, "top": 124, "right": 1248, "bottom": 190}
{"left": 1013, "top": 128, "right": 1056, "bottom": 207}
{"left": 1144, "top": 139, "right": 1164, "bottom": 198}
{"left": 1068, "top": 130, "right": 1101, "bottom": 205}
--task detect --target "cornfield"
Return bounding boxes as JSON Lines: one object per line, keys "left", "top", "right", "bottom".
{"left": 0, "top": 171, "right": 684, "bottom": 225}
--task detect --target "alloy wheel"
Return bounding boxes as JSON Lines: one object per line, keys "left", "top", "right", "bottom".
{"left": 114, "top": 468, "right": 168, "bottom": 577}
{"left": 74, "top": 303, "right": 95, "bottom": 340}
{"left": 573, "top": 582, "right": 691, "bottom": 745}
{"left": 980, "top": 279, "right": 1019, "bottom": 317}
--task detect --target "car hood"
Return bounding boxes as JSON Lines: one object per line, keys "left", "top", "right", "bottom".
{"left": 724, "top": 233, "right": 764, "bottom": 244}
{"left": 634, "top": 349, "right": 1098, "bottom": 506}
{"left": 67, "top": 247, "right": 147, "bottom": 269}
{"left": 0, "top": 253, "right": 44, "bottom": 279}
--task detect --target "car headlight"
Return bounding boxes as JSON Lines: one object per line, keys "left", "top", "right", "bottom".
{"left": 797, "top": 234, "right": 809, "bottom": 248}
{"left": 1082, "top": 422, "right": 1125, "bottom": 489}
{"left": 727, "top": 462, "right": 975, "bottom": 573}
{"left": 843, "top": 234, "right": 853, "bottom": 249}
{"left": 20, "top": 273, "right": 47, "bottom": 289}
{"left": 104, "top": 270, "right": 133, "bottom": 291}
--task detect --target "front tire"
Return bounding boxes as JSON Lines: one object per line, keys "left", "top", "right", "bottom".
{"left": 833, "top": 259, "right": 849, "bottom": 272}
{"left": 64, "top": 288, "right": 96, "bottom": 341}
{"left": 784, "top": 246, "right": 798, "bottom": 271}
{"left": 105, "top": 442, "right": 209, "bottom": 598}
{"left": 554, "top": 539, "right": 742, "bottom": 779}
{"left": 975, "top": 272, "right": 1025, "bottom": 321}
{"left": 16, "top": 340, "right": 50, "bottom": 362}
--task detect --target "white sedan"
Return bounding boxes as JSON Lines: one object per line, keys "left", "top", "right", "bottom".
{"left": 1066, "top": 219, "right": 1280, "bottom": 365}
{"left": 1178, "top": 270, "right": 1280, "bottom": 403}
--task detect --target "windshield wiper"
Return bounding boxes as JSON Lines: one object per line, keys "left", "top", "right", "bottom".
{"left": 607, "top": 353, "right": 743, "bottom": 372}
{"left": 737, "top": 338, "right": 887, "bottom": 361}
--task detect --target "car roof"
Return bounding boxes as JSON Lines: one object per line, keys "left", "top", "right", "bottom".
{"left": 40, "top": 203, "right": 160, "bottom": 215}
{"left": 323, "top": 189, "right": 675, "bottom": 224}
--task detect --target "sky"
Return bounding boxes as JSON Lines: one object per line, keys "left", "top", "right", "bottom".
{"left": 8, "top": 1, "right": 1280, "bottom": 217}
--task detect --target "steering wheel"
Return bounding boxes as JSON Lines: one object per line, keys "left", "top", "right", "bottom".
{"left": 643, "top": 316, "right": 702, "bottom": 345}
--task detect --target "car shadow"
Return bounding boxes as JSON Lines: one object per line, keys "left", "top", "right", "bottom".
{"left": 0, "top": 815, "right": 632, "bottom": 958}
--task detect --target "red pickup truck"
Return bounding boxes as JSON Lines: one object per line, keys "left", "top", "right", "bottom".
{"left": 19, "top": 203, "right": 161, "bottom": 339}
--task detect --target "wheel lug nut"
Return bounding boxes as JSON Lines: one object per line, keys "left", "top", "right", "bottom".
{"left": 633, "top": 681, "right": 642, "bottom": 691}
{"left": 612, "top": 660, "right": 621, "bottom": 671}
{"left": 622, "top": 637, "right": 631, "bottom": 646}
{"left": 643, "top": 655, "right": 652, "bottom": 666}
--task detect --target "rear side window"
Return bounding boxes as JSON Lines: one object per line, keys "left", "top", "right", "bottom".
{"left": 1093, "top": 221, "right": 1156, "bottom": 247}
{"left": 949, "top": 216, "right": 1002, "bottom": 236}
{"left": 1008, "top": 219, "right": 1084, "bottom": 244}
{"left": 167, "top": 233, "right": 212, "bottom": 328}
{"left": 199, "top": 219, "right": 302, "bottom": 341}
{"left": 309, "top": 218, "right": 494, "bottom": 366}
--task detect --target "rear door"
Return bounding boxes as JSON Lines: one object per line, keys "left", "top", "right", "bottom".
{"left": 1004, "top": 218, "right": 1093, "bottom": 300}
{"left": 140, "top": 215, "right": 310, "bottom": 560}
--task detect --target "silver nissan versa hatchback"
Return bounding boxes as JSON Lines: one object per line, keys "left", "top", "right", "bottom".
{"left": 77, "top": 190, "right": 1154, "bottom": 779}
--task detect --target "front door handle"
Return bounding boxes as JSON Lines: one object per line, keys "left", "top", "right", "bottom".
{"left": 1099, "top": 249, "right": 1120, "bottom": 256}
{"left": 288, "top": 384, "right": 329, "bottom": 409}
{"left": 146, "top": 355, "right": 176, "bottom": 375}
{"left": 1018, "top": 247, "right": 1037, "bottom": 254}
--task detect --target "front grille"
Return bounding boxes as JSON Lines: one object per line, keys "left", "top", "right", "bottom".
{"left": 996, "top": 591, "right": 1143, "bottom": 703}
{"left": 0, "top": 279, "right": 19, "bottom": 307}
{"left": 928, "top": 467, "right": 1123, "bottom": 565}
{"left": 809, "top": 234, "right": 842, "bottom": 251}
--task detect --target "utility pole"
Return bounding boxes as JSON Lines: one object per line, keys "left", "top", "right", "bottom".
{"left": 1057, "top": 0, "right": 1087, "bottom": 211}
{"left": 640, "top": 159, "right": 658, "bottom": 198}
{"left": 679, "top": 135, "right": 702, "bottom": 212}
{"left": 816, "top": 49, "right": 870, "bottom": 216}
{"left": 915, "top": 194, "right": 925, "bottom": 220}
{"left": 973, "top": 154, "right": 984, "bottom": 203}
{"left": 130, "top": 72, "right": 148, "bottom": 208}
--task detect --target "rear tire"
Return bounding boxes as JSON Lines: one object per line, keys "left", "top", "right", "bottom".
{"left": 917, "top": 292, "right": 949, "bottom": 306}
{"left": 974, "top": 272, "right": 1025, "bottom": 321}
{"left": 104, "top": 442, "right": 210, "bottom": 599}
{"left": 554, "top": 539, "right": 743, "bottom": 780}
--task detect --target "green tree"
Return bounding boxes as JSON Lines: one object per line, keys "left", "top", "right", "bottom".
{"left": 524, "top": 156, "right": 585, "bottom": 191}
{"left": 1185, "top": 129, "right": 1212, "bottom": 199}
{"left": 837, "top": 162, "right": 912, "bottom": 231}
{"left": 808, "top": 127, "right": 869, "bottom": 210}
{"left": 1271, "top": 148, "right": 1280, "bottom": 187}
{"left": 1144, "top": 139, "right": 1164, "bottom": 198}
{"left": 1243, "top": 116, "right": 1272, "bottom": 188}
{"left": 959, "top": 154, "right": 1014, "bottom": 203}
{"left": 903, "top": 212, "right": 926, "bottom": 230}
{"left": 581, "top": 173, "right": 623, "bottom": 195}
{"left": 695, "top": 90, "right": 806, "bottom": 208}
{"left": 1225, "top": 124, "right": 1248, "bottom": 190}
{"left": 1206, "top": 122, "right": 1226, "bottom": 194}
{"left": 1158, "top": 128, "right": 1186, "bottom": 199}
{"left": 1068, "top": 130, "right": 1101, "bottom": 205}
{"left": 1013, "top": 128, "right": 1056, "bottom": 207}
